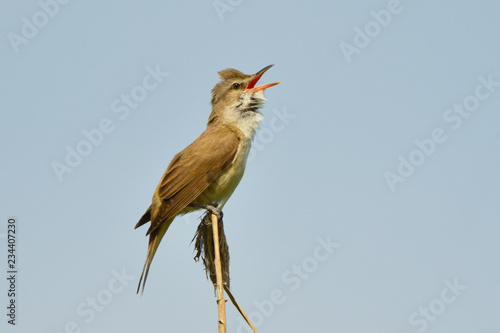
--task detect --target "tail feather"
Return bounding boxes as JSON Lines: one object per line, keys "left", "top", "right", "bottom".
{"left": 137, "top": 217, "right": 174, "bottom": 294}
{"left": 135, "top": 206, "right": 152, "bottom": 229}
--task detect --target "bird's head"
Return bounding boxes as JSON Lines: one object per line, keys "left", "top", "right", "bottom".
{"left": 208, "top": 65, "right": 280, "bottom": 138}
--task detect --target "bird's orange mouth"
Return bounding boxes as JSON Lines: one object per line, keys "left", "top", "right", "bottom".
{"left": 245, "top": 64, "right": 281, "bottom": 93}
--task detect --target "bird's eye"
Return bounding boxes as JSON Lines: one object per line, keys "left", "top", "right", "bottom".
{"left": 232, "top": 83, "right": 240, "bottom": 89}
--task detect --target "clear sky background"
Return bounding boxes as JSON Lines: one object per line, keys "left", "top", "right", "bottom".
{"left": 1, "top": 1, "right": 500, "bottom": 332}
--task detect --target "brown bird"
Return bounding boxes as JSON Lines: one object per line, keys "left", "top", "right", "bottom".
{"left": 135, "top": 65, "right": 280, "bottom": 293}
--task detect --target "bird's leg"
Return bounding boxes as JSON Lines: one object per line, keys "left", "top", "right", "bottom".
{"left": 189, "top": 203, "right": 223, "bottom": 222}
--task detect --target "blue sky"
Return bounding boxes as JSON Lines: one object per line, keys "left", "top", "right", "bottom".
{"left": 1, "top": 1, "right": 500, "bottom": 332}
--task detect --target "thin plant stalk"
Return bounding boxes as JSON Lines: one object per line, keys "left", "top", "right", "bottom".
{"left": 211, "top": 213, "right": 226, "bottom": 333}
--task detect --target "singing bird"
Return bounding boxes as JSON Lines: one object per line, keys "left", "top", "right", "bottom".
{"left": 135, "top": 65, "right": 280, "bottom": 293}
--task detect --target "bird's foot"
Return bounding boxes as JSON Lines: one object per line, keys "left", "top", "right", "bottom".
{"left": 205, "top": 205, "right": 223, "bottom": 222}
{"left": 189, "top": 203, "right": 223, "bottom": 222}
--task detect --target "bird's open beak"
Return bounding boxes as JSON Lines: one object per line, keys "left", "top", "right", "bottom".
{"left": 245, "top": 65, "right": 281, "bottom": 93}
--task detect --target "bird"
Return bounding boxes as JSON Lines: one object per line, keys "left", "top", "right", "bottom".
{"left": 135, "top": 65, "right": 280, "bottom": 294}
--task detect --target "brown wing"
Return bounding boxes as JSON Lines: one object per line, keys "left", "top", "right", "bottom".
{"left": 146, "top": 125, "right": 239, "bottom": 235}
